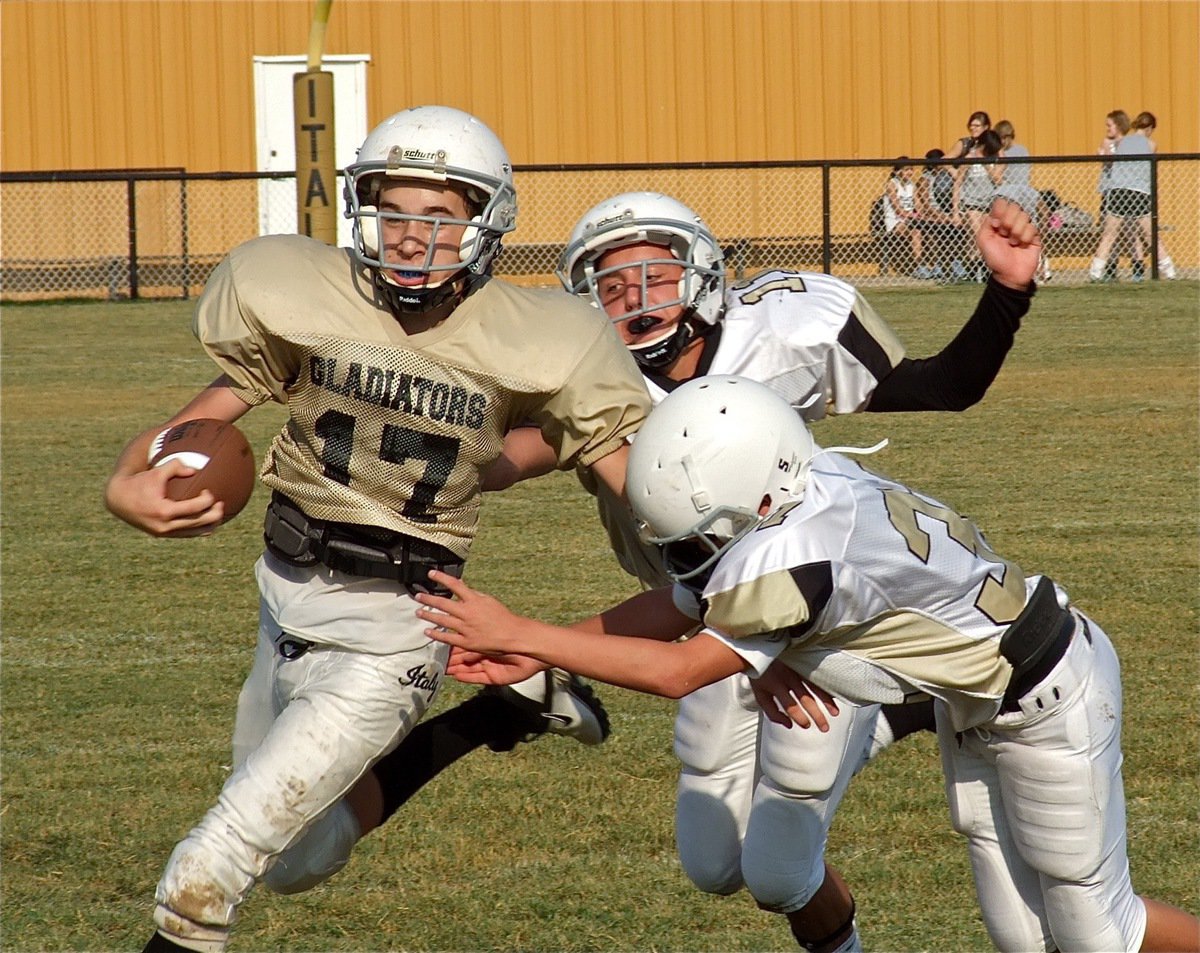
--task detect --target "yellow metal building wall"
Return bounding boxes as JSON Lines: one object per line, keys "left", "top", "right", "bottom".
{"left": 2, "top": 0, "right": 1197, "bottom": 173}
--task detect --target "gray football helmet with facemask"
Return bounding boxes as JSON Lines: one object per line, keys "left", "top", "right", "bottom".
{"left": 344, "top": 105, "right": 517, "bottom": 314}
{"left": 627, "top": 376, "right": 816, "bottom": 591}
{"left": 557, "top": 192, "right": 725, "bottom": 369}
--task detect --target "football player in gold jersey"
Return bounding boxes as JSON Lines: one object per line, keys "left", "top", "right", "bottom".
{"left": 105, "top": 105, "right": 649, "bottom": 953}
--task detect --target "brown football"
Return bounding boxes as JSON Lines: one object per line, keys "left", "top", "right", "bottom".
{"left": 147, "top": 418, "right": 257, "bottom": 522}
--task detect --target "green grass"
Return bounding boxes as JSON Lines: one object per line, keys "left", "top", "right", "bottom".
{"left": 2, "top": 281, "right": 1197, "bottom": 952}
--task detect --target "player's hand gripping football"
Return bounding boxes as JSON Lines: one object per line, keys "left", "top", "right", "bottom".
{"left": 105, "top": 377, "right": 251, "bottom": 538}
{"left": 977, "top": 196, "right": 1042, "bottom": 291}
{"left": 105, "top": 447, "right": 225, "bottom": 538}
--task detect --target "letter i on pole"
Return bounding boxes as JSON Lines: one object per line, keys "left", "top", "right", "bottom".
{"left": 294, "top": 0, "right": 337, "bottom": 244}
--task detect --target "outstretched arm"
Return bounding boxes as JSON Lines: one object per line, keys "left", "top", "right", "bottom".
{"left": 867, "top": 197, "right": 1039, "bottom": 413}
{"left": 417, "top": 574, "right": 717, "bottom": 697}
{"left": 418, "top": 574, "right": 834, "bottom": 729}
{"left": 444, "top": 587, "right": 694, "bottom": 686}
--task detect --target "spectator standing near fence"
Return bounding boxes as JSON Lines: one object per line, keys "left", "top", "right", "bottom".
{"left": 1090, "top": 111, "right": 1177, "bottom": 282}
{"left": 953, "top": 130, "right": 1004, "bottom": 282}
{"left": 1094, "top": 110, "right": 1146, "bottom": 281}
{"left": 946, "top": 110, "right": 991, "bottom": 160}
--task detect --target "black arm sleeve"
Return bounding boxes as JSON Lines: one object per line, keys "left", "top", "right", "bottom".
{"left": 866, "top": 277, "right": 1035, "bottom": 413}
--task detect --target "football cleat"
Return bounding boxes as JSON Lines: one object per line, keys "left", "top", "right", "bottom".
{"left": 485, "top": 669, "right": 611, "bottom": 747}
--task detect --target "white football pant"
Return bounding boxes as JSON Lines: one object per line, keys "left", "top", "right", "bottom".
{"left": 938, "top": 615, "right": 1147, "bottom": 952}
{"left": 152, "top": 578, "right": 446, "bottom": 952}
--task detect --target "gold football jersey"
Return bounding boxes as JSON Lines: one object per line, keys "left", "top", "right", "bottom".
{"left": 195, "top": 235, "right": 649, "bottom": 557}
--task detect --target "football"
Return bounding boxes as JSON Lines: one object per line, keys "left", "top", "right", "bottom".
{"left": 147, "top": 418, "right": 257, "bottom": 522}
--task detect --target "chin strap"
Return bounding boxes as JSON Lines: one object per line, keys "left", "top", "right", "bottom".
{"left": 374, "top": 270, "right": 474, "bottom": 318}
{"left": 630, "top": 316, "right": 719, "bottom": 371}
{"left": 630, "top": 321, "right": 693, "bottom": 370}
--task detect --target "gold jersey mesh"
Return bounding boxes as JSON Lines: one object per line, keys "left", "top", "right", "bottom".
{"left": 261, "top": 332, "right": 521, "bottom": 555}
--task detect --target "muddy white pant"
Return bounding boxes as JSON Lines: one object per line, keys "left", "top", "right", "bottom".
{"left": 151, "top": 576, "right": 447, "bottom": 952}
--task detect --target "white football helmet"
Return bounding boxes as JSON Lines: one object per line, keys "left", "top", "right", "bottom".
{"left": 627, "top": 376, "right": 816, "bottom": 588}
{"left": 344, "top": 105, "right": 517, "bottom": 311}
{"left": 556, "top": 192, "right": 725, "bottom": 368}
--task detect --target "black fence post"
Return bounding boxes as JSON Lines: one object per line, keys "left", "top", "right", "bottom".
{"left": 1149, "top": 155, "right": 1160, "bottom": 280}
{"left": 180, "top": 177, "right": 191, "bottom": 299}
{"left": 126, "top": 177, "right": 139, "bottom": 299}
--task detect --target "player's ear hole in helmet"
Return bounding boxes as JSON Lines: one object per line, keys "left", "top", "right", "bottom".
{"left": 557, "top": 192, "right": 725, "bottom": 370}
{"left": 343, "top": 105, "right": 517, "bottom": 316}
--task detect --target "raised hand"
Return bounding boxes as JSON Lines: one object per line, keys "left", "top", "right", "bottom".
{"left": 977, "top": 197, "right": 1042, "bottom": 290}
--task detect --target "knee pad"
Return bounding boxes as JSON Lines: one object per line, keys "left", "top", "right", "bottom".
{"left": 674, "top": 758, "right": 755, "bottom": 895}
{"left": 676, "top": 783, "right": 745, "bottom": 895}
{"left": 263, "top": 800, "right": 361, "bottom": 895}
{"left": 740, "top": 781, "right": 830, "bottom": 913}
{"left": 673, "top": 676, "right": 759, "bottom": 773}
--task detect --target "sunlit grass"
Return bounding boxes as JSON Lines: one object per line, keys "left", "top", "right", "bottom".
{"left": 2, "top": 282, "right": 1196, "bottom": 951}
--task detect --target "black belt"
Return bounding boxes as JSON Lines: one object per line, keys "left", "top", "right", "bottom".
{"left": 999, "top": 576, "right": 1075, "bottom": 713}
{"left": 263, "top": 491, "right": 463, "bottom": 591}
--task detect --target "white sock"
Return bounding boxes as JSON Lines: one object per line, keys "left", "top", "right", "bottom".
{"left": 507, "top": 670, "right": 550, "bottom": 704}
{"left": 1089, "top": 257, "right": 1106, "bottom": 279}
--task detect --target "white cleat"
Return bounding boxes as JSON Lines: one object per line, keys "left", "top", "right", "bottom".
{"left": 486, "top": 668, "right": 611, "bottom": 746}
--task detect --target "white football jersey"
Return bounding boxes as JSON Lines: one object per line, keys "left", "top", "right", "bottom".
{"left": 596, "top": 269, "right": 907, "bottom": 585}
{"left": 698, "top": 451, "right": 1044, "bottom": 732}
{"left": 643, "top": 270, "right": 905, "bottom": 416}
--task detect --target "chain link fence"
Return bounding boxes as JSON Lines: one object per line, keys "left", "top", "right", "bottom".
{"left": 3, "top": 155, "right": 1195, "bottom": 302}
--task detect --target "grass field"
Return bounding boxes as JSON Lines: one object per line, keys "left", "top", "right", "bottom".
{"left": 2, "top": 281, "right": 1197, "bottom": 952}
